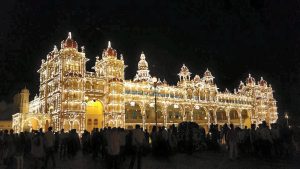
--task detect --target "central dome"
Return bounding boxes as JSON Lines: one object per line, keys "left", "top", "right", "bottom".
{"left": 102, "top": 41, "right": 117, "bottom": 57}
{"left": 62, "top": 32, "right": 78, "bottom": 49}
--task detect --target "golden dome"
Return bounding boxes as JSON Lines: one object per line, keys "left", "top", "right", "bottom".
{"left": 246, "top": 74, "right": 255, "bottom": 84}
{"left": 62, "top": 32, "right": 78, "bottom": 49}
{"left": 259, "top": 77, "right": 267, "bottom": 86}
{"left": 102, "top": 41, "right": 117, "bottom": 57}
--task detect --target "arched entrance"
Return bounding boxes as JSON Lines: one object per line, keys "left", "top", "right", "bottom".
{"left": 229, "top": 109, "right": 239, "bottom": 126}
{"left": 241, "top": 110, "right": 251, "bottom": 128}
{"left": 85, "top": 100, "right": 104, "bottom": 132}
{"left": 216, "top": 108, "right": 227, "bottom": 124}
{"left": 193, "top": 106, "right": 207, "bottom": 130}
{"left": 125, "top": 102, "right": 142, "bottom": 129}
{"left": 23, "top": 118, "right": 40, "bottom": 131}
{"left": 63, "top": 120, "right": 71, "bottom": 132}
{"left": 167, "top": 104, "right": 183, "bottom": 125}
{"left": 145, "top": 103, "right": 163, "bottom": 131}
{"left": 73, "top": 120, "right": 80, "bottom": 132}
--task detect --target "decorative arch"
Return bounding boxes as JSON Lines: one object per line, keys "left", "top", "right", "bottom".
{"left": 216, "top": 108, "right": 227, "bottom": 123}
{"left": 167, "top": 104, "right": 183, "bottom": 123}
{"left": 23, "top": 117, "right": 41, "bottom": 131}
{"left": 85, "top": 100, "right": 104, "bottom": 131}
{"left": 208, "top": 109, "right": 215, "bottom": 124}
{"left": 193, "top": 106, "right": 207, "bottom": 122}
{"left": 145, "top": 102, "right": 164, "bottom": 123}
{"left": 229, "top": 109, "right": 239, "bottom": 124}
{"left": 241, "top": 109, "right": 251, "bottom": 128}
{"left": 125, "top": 101, "right": 142, "bottom": 123}
{"left": 63, "top": 120, "right": 71, "bottom": 132}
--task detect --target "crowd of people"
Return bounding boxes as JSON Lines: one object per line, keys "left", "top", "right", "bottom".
{"left": 0, "top": 121, "right": 297, "bottom": 169}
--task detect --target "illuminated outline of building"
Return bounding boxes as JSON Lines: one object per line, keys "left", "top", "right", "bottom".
{"left": 12, "top": 33, "right": 278, "bottom": 132}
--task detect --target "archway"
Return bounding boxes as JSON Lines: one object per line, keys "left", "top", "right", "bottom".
{"left": 216, "top": 108, "right": 227, "bottom": 124}
{"left": 241, "top": 110, "right": 251, "bottom": 128}
{"left": 23, "top": 118, "right": 40, "bottom": 131}
{"left": 73, "top": 120, "right": 80, "bottom": 132}
{"left": 193, "top": 106, "right": 207, "bottom": 130}
{"left": 125, "top": 102, "right": 142, "bottom": 125}
{"left": 63, "top": 120, "right": 71, "bottom": 132}
{"left": 193, "top": 106, "right": 207, "bottom": 122}
{"left": 229, "top": 109, "right": 239, "bottom": 125}
{"left": 167, "top": 104, "right": 183, "bottom": 124}
{"left": 85, "top": 100, "right": 104, "bottom": 132}
{"left": 144, "top": 103, "right": 163, "bottom": 131}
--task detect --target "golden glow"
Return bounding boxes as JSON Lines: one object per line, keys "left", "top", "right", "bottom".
{"left": 86, "top": 100, "right": 104, "bottom": 131}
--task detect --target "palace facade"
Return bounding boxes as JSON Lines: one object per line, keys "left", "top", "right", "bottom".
{"left": 12, "top": 33, "right": 278, "bottom": 133}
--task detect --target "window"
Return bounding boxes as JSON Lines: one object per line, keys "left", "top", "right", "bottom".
{"left": 88, "top": 119, "right": 92, "bottom": 125}
{"left": 94, "top": 119, "right": 98, "bottom": 126}
{"left": 132, "top": 111, "right": 137, "bottom": 119}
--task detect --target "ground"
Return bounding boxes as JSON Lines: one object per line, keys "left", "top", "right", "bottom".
{"left": 1, "top": 150, "right": 298, "bottom": 169}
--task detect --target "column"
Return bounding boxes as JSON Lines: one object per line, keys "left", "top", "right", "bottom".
{"left": 226, "top": 110, "right": 230, "bottom": 124}
{"left": 142, "top": 108, "right": 146, "bottom": 130}
{"left": 214, "top": 110, "right": 217, "bottom": 124}
{"left": 238, "top": 110, "right": 242, "bottom": 128}
{"left": 163, "top": 106, "right": 167, "bottom": 127}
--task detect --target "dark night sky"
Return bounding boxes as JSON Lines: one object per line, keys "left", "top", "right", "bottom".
{"left": 0, "top": 0, "right": 299, "bottom": 124}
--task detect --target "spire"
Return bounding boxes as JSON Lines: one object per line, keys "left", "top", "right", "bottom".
{"left": 68, "top": 32, "right": 72, "bottom": 39}
{"left": 108, "top": 41, "right": 111, "bottom": 48}
{"left": 53, "top": 45, "right": 58, "bottom": 52}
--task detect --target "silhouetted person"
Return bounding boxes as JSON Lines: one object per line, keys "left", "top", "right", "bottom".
{"left": 44, "top": 127, "right": 56, "bottom": 168}
{"left": 227, "top": 124, "right": 238, "bottom": 160}
{"left": 129, "top": 125, "right": 145, "bottom": 169}
{"left": 31, "top": 131, "right": 45, "bottom": 169}
{"left": 59, "top": 129, "right": 68, "bottom": 160}
{"left": 106, "top": 128, "right": 121, "bottom": 169}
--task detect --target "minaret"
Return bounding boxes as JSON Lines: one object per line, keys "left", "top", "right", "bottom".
{"left": 20, "top": 87, "right": 30, "bottom": 113}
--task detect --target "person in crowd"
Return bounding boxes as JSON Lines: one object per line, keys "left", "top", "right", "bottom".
{"left": 129, "top": 125, "right": 145, "bottom": 169}
{"left": 221, "top": 123, "right": 229, "bottom": 147}
{"left": 227, "top": 124, "right": 238, "bottom": 160}
{"left": 106, "top": 127, "right": 121, "bottom": 169}
{"left": 258, "top": 121, "right": 273, "bottom": 158}
{"left": 119, "top": 128, "right": 127, "bottom": 162}
{"left": 44, "top": 127, "right": 56, "bottom": 168}
{"left": 59, "top": 129, "right": 68, "bottom": 160}
{"left": 15, "top": 132, "right": 25, "bottom": 169}
{"left": 150, "top": 126, "right": 158, "bottom": 155}
{"left": 81, "top": 130, "right": 90, "bottom": 155}
{"left": 67, "top": 129, "right": 81, "bottom": 159}
{"left": 249, "top": 124, "right": 257, "bottom": 155}
{"left": 91, "top": 128, "right": 101, "bottom": 160}
{"left": 271, "top": 123, "right": 280, "bottom": 156}
{"left": 54, "top": 131, "right": 60, "bottom": 153}
{"left": 31, "top": 131, "right": 45, "bottom": 169}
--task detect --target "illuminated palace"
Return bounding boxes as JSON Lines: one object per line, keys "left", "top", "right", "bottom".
{"left": 12, "top": 33, "right": 278, "bottom": 133}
